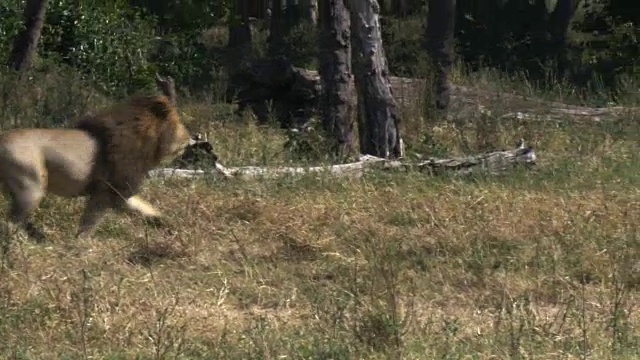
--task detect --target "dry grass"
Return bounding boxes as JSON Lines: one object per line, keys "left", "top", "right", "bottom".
{"left": 0, "top": 69, "right": 638, "bottom": 359}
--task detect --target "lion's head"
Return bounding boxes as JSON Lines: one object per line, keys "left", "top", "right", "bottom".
{"left": 75, "top": 93, "right": 190, "bottom": 198}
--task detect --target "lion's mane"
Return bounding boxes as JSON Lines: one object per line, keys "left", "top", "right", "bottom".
{"left": 75, "top": 95, "right": 186, "bottom": 198}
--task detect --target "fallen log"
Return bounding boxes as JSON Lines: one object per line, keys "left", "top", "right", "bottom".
{"left": 380, "top": 140, "right": 537, "bottom": 176}
{"left": 150, "top": 140, "right": 536, "bottom": 180}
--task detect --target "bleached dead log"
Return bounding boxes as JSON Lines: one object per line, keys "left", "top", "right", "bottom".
{"left": 149, "top": 141, "right": 536, "bottom": 180}
{"left": 150, "top": 155, "right": 386, "bottom": 180}
{"left": 380, "top": 140, "right": 537, "bottom": 176}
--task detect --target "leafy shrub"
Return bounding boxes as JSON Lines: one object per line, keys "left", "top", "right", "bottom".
{"left": 150, "top": 29, "right": 223, "bottom": 94}
{"left": 129, "top": 0, "right": 230, "bottom": 34}
{"left": 380, "top": 15, "right": 431, "bottom": 78}
{"left": 40, "top": 1, "right": 159, "bottom": 98}
{"left": 281, "top": 21, "right": 319, "bottom": 69}
{"left": 0, "top": 1, "right": 24, "bottom": 60}
{"left": 454, "top": 0, "right": 639, "bottom": 96}
{"left": 0, "top": 61, "right": 109, "bottom": 130}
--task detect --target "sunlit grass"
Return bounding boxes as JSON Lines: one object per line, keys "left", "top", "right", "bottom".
{"left": 0, "top": 64, "right": 638, "bottom": 359}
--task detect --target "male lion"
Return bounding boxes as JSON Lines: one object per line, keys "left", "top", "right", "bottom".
{"left": 0, "top": 75, "right": 191, "bottom": 241}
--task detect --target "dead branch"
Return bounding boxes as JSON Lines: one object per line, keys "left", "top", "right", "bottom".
{"left": 149, "top": 140, "right": 536, "bottom": 181}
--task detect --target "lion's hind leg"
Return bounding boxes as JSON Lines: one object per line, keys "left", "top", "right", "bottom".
{"left": 4, "top": 177, "right": 47, "bottom": 243}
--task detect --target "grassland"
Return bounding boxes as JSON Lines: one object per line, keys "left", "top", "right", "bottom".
{"left": 0, "top": 66, "right": 638, "bottom": 359}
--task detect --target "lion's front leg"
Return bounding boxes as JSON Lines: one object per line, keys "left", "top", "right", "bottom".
{"left": 124, "top": 196, "right": 169, "bottom": 228}
{"left": 125, "top": 196, "right": 163, "bottom": 218}
{"left": 76, "top": 192, "right": 114, "bottom": 239}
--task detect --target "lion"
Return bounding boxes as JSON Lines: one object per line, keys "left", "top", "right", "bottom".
{"left": 0, "top": 75, "right": 191, "bottom": 242}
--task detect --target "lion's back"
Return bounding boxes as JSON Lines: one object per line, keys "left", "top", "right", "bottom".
{"left": 0, "top": 128, "right": 99, "bottom": 198}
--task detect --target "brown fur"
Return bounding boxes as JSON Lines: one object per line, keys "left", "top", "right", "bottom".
{"left": 0, "top": 94, "right": 190, "bottom": 241}
{"left": 75, "top": 94, "right": 189, "bottom": 198}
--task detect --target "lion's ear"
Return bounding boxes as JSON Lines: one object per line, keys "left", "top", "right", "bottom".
{"left": 155, "top": 73, "right": 177, "bottom": 106}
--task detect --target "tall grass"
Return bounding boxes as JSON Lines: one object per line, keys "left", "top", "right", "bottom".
{"left": 0, "top": 60, "right": 638, "bottom": 359}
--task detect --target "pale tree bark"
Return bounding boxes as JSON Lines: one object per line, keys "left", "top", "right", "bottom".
{"left": 318, "top": 0, "right": 354, "bottom": 158}
{"left": 349, "top": 0, "right": 403, "bottom": 159}
{"left": 8, "top": 0, "right": 49, "bottom": 73}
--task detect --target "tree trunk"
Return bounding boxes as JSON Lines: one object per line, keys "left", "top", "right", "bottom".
{"left": 399, "top": 0, "right": 408, "bottom": 15}
{"left": 227, "top": 57, "right": 320, "bottom": 127}
{"left": 303, "top": 0, "right": 319, "bottom": 25}
{"left": 226, "top": 0, "right": 254, "bottom": 103}
{"left": 425, "top": 0, "right": 456, "bottom": 111}
{"left": 549, "top": 0, "right": 577, "bottom": 77}
{"left": 379, "top": 0, "right": 392, "bottom": 15}
{"left": 8, "top": 0, "right": 49, "bottom": 73}
{"left": 227, "top": 0, "right": 252, "bottom": 63}
{"left": 269, "top": 0, "right": 285, "bottom": 57}
{"left": 247, "top": 0, "right": 269, "bottom": 19}
{"left": 349, "top": 0, "right": 403, "bottom": 159}
{"left": 285, "top": 0, "right": 298, "bottom": 28}
{"left": 318, "top": 0, "right": 354, "bottom": 158}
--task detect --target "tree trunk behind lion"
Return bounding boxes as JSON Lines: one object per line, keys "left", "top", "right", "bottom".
{"left": 318, "top": 0, "right": 355, "bottom": 159}
{"left": 8, "top": 0, "right": 50, "bottom": 73}
{"left": 349, "top": 0, "right": 403, "bottom": 159}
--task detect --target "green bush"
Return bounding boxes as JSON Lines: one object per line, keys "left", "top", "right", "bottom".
{"left": 454, "top": 0, "right": 639, "bottom": 97}
{"left": 282, "top": 21, "right": 319, "bottom": 69}
{"left": 129, "top": 0, "right": 231, "bottom": 34}
{"left": 150, "top": 29, "right": 226, "bottom": 96}
{"left": 0, "top": 1, "right": 25, "bottom": 60}
{"left": 0, "top": 61, "right": 109, "bottom": 130}
{"left": 40, "top": 1, "right": 159, "bottom": 98}
{"left": 381, "top": 15, "right": 431, "bottom": 78}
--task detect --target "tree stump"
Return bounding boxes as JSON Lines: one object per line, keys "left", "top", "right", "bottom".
{"left": 228, "top": 56, "right": 321, "bottom": 129}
